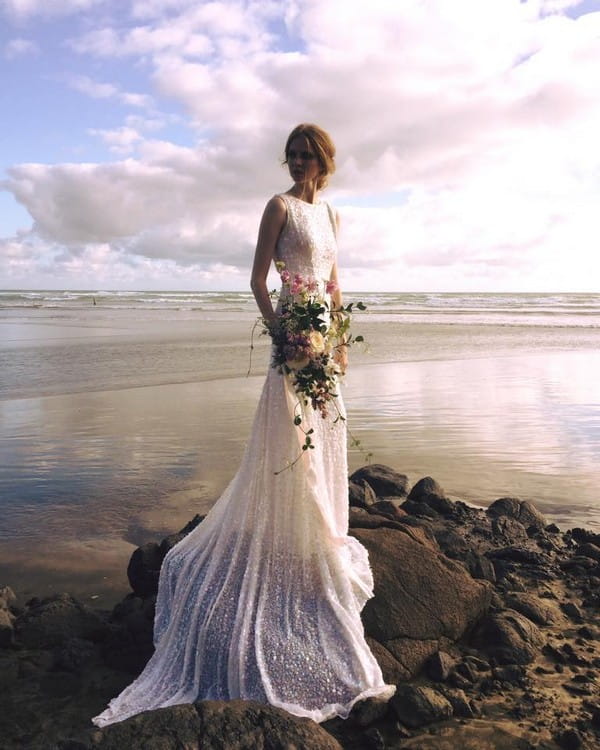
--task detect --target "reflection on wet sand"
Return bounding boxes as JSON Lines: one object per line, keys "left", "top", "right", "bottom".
{"left": 1, "top": 342, "right": 599, "bottom": 600}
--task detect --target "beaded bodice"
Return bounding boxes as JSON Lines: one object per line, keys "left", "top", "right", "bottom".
{"left": 275, "top": 193, "right": 337, "bottom": 284}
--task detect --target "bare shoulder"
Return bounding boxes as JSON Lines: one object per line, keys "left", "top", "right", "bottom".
{"left": 264, "top": 194, "right": 287, "bottom": 220}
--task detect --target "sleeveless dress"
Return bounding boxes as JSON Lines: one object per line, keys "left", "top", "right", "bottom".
{"left": 92, "top": 193, "right": 395, "bottom": 727}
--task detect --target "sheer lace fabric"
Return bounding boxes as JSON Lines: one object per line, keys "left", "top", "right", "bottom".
{"left": 92, "top": 193, "right": 395, "bottom": 728}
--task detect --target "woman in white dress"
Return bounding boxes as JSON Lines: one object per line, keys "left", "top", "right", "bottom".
{"left": 93, "top": 124, "right": 395, "bottom": 728}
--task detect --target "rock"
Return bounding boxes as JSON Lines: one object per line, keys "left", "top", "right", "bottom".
{"left": 370, "top": 500, "right": 407, "bottom": 521}
{"left": 437, "top": 686, "right": 474, "bottom": 718}
{"left": 349, "top": 464, "right": 408, "bottom": 498}
{"left": 487, "top": 497, "right": 547, "bottom": 531}
{"left": 504, "top": 592, "right": 555, "bottom": 625}
{"left": 400, "top": 500, "right": 439, "bottom": 519}
{"left": 54, "top": 636, "right": 99, "bottom": 673}
{"left": 349, "top": 696, "right": 390, "bottom": 727}
{"left": 426, "top": 650, "right": 456, "bottom": 682}
{"left": 406, "top": 476, "right": 455, "bottom": 516}
{"left": 102, "top": 594, "right": 156, "bottom": 674}
{"left": 348, "top": 508, "right": 406, "bottom": 531}
{"left": 366, "top": 636, "right": 411, "bottom": 683}
{"left": 92, "top": 700, "right": 342, "bottom": 749}
{"left": 390, "top": 685, "right": 453, "bottom": 728}
{"left": 361, "top": 727, "right": 386, "bottom": 749}
{"left": 0, "top": 585, "right": 17, "bottom": 607}
{"left": 486, "top": 546, "right": 549, "bottom": 566}
{"left": 471, "top": 609, "right": 545, "bottom": 664}
{"left": 0, "top": 607, "right": 15, "bottom": 647}
{"left": 560, "top": 601, "right": 583, "bottom": 622}
{"left": 349, "top": 478, "right": 377, "bottom": 508}
{"left": 128, "top": 516, "right": 206, "bottom": 598}
{"left": 569, "top": 527, "right": 600, "bottom": 546}
{"left": 15, "top": 593, "right": 107, "bottom": 649}
{"left": 492, "top": 664, "right": 527, "bottom": 686}
{"left": 127, "top": 542, "right": 163, "bottom": 598}
{"left": 159, "top": 514, "right": 205, "bottom": 557}
{"left": 351, "top": 526, "right": 491, "bottom": 677}
{"left": 490, "top": 516, "right": 528, "bottom": 544}
{"left": 576, "top": 542, "right": 600, "bottom": 561}
{"left": 554, "top": 727, "right": 583, "bottom": 749}
{"left": 465, "top": 551, "right": 497, "bottom": 583}
{"left": 407, "top": 476, "right": 445, "bottom": 502}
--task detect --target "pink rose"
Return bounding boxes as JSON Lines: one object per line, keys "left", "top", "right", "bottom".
{"left": 280, "top": 269, "right": 291, "bottom": 283}
{"left": 326, "top": 280, "right": 337, "bottom": 294}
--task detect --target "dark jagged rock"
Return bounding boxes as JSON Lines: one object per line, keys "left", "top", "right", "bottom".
{"left": 349, "top": 464, "right": 408, "bottom": 498}
{"left": 349, "top": 478, "right": 377, "bottom": 508}
{"left": 4, "top": 465, "right": 600, "bottom": 749}
{"left": 90, "top": 700, "right": 342, "bottom": 749}
{"left": 127, "top": 515, "right": 205, "bottom": 598}
{"left": 504, "top": 592, "right": 555, "bottom": 626}
{"left": 487, "top": 497, "right": 548, "bottom": 531}
{"left": 405, "top": 476, "right": 455, "bottom": 516}
{"left": 15, "top": 593, "right": 108, "bottom": 649}
{"left": 390, "top": 685, "right": 453, "bottom": 728}
{"left": 486, "top": 545, "right": 551, "bottom": 566}
{"left": 554, "top": 727, "right": 584, "bottom": 749}
{"left": 569, "top": 528, "right": 600, "bottom": 546}
{"left": 126, "top": 542, "right": 162, "bottom": 598}
{"left": 470, "top": 609, "right": 545, "bottom": 664}
{"left": 577, "top": 542, "right": 600, "bottom": 561}
{"left": 370, "top": 499, "right": 407, "bottom": 521}
{"left": 425, "top": 650, "right": 456, "bottom": 682}
{"left": 0, "top": 586, "right": 18, "bottom": 647}
{"left": 351, "top": 526, "right": 491, "bottom": 677}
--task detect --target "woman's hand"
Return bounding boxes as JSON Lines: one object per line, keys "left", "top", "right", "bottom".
{"left": 334, "top": 343, "right": 348, "bottom": 375}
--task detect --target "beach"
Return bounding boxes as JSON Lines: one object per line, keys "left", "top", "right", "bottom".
{"left": 1, "top": 290, "right": 599, "bottom": 604}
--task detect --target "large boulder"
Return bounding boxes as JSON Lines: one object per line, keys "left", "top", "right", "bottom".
{"left": 349, "top": 464, "right": 408, "bottom": 498}
{"left": 351, "top": 526, "right": 492, "bottom": 678}
{"left": 91, "top": 699, "right": 342, "bottom": 749}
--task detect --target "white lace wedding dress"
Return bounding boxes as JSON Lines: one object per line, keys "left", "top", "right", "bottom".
{"left": 92, "top": 193, "right": 395, "bottom": 727}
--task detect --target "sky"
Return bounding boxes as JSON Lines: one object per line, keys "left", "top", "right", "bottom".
{"left": 1, "top": 0, "right": 599, "bottom": 292}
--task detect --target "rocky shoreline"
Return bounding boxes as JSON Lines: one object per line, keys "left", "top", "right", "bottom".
{"left": 1, "top": 464, "right": 599, "bottom": 749}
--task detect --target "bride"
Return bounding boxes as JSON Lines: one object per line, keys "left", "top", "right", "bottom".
{"left": 93, "top": 123, "right": 395, "bottom": 728}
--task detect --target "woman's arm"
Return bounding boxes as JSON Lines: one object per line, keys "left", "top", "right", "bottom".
{"left": 329, "top": 211, "right": 349, "bottom": 373}
{"left": 250, "top": 196, "right": 287, "bottom": 324}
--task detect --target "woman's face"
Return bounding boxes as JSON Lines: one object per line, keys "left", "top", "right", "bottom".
{"left": 287, "top": 135, "right": 321, "bottom": 186}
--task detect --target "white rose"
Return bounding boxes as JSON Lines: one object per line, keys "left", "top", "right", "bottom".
{"left": 308, "top": 330, "right": 325, "bottom": 354}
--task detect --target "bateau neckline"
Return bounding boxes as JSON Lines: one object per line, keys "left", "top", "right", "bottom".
{"left": 282, "top": 193, "right": 322, "bottom": 206}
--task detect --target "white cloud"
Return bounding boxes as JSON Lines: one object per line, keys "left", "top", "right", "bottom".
{"left": 2, "top": 0, "right": 600, "bottom": 290}
{"left": 4, "top": 36, "right": 39, "bottom": 58}
{"left": 87, "top": 126, "right": 143, "bottom": 155}
{"left": 0, "top": 0, "right": 105, "bottom": 19}
{"left": 68, "top": 74, "right": 154, "bottom": 108}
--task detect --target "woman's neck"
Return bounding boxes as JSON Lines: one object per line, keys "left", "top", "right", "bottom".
{"left": 287, "top": 183, "right": 319, "bottom": 204}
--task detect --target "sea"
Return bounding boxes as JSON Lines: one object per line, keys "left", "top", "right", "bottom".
{"left": 1, "top": 290, "right": 599, "bottom": 600}
{"left": 1, "top": 289, "right": 599, "bottom": 325}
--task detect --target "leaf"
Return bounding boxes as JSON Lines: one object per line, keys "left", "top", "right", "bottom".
{"left": 356, "top": 301, "right": 367, "bottom": 310}
{"left": 355, "top": 335, "right": 364, "bottom": 342}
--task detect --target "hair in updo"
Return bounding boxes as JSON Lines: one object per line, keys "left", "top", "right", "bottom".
{"left": 283, "top": 123, "right": 336, "bottom": 190}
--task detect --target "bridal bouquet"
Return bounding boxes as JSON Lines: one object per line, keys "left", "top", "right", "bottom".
{"left": 264, "top": 261, "right": 366, "bottom": 468}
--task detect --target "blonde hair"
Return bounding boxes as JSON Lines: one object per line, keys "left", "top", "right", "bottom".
{"left": 283, "top": 123, "right": 336, "bottom": 190}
